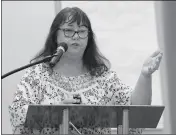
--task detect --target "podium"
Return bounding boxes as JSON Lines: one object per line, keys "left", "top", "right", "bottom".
{"left": 24, "top": 104, "right": 164, "bottom": 134}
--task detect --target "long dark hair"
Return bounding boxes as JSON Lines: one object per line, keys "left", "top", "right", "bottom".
{"left": 31, "top": 7, "right": 111, "bottom": 77}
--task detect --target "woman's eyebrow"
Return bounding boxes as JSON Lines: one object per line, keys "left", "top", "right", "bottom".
{"left": 79, "top": 25, "right": 88, "bottom": 29}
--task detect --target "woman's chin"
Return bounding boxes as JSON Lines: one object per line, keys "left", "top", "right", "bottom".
{"left": 64, "top": 52, "right": 83, "bottom": 59}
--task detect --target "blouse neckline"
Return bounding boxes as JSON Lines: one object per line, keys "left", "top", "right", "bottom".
{"left": 52, "top": 70, "right": 91, "bottom": 79}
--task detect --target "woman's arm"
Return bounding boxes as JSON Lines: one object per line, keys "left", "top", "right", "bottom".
{"left": 131, "top": 73, "right": 152, "bottom": 105}
{"left": 131, "top": 50, "right": 163, "bottom": 105}
{"left": 9, "top": 64, "right": 43, "bottom": 134}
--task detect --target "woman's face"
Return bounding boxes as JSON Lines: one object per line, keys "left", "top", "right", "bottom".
{"left": 57, "top": 21, "right": 89, "bottom": 59}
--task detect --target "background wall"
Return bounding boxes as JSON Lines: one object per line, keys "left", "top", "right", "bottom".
{"left": 2, "top": 1, "right": 55, "bottom": 133}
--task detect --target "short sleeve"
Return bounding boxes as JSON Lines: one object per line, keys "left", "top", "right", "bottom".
{"left": 113, "top": 74, "right": 133, "bottom": 105}
{"left": 101, "top": 71, "right": 133, "bottom": 105}
{"left": 8, "top": 64, "right": 43, "bottom": 134}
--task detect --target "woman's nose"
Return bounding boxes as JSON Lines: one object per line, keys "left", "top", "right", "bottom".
{"left": 72, "top": 32, "right": 79, "bottom": 40}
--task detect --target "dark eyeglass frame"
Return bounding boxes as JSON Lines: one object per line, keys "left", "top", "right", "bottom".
{"left": 58, "top": 28, "right": 90, "bottom": 39}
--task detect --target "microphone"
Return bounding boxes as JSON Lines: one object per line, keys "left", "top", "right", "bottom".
{"left": 49, "top": 42, "right": 68, "bottom": 67}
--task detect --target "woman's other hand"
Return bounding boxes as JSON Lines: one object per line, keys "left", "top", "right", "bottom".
{"left": 61, "top": 94, "right": 81, "bottom": 104}
{"left": 141, "top": 49, "right": 163, "bottom": 77}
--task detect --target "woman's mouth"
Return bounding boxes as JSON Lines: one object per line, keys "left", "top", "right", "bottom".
{"left": 71, "top": 43, "right": 80, "bottom": 46}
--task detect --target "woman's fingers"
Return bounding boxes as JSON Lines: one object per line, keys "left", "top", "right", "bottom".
{"left": 153, "top": 52, "right": 163, "bottom": 70}
{"left": 150, "top": 49, "right": 163, "bottom": 58}
{"left": 62, "top": 98, "right": 77, "bottom": 104}
{"left": 142, "top": 49, "right": 163, "bottom": 76}
{"left": 150, "top": 50, "right": 161, "bottom": 58}
{"left": 62, "top": 94, "right": 81, "bottom": 104}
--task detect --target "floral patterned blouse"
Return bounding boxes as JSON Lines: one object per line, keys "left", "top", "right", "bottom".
{"left": 9, "top": 63, "right": 143, "bottom": 134}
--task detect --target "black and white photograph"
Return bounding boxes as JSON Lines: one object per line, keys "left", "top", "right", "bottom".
{"left": 1, "top": 1, "right": 176, "bottom": 134}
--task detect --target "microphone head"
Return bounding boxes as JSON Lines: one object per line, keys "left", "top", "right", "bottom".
{"left": 58, "top": 42, "right": 68, "bottom": 52}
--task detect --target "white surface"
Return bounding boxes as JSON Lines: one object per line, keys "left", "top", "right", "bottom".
{"left": 2, "top": 1, "right": 55, "bottom": 133}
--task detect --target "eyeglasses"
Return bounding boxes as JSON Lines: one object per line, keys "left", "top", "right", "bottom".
{"left": 58, "top": 28, "right": 89, "bottom": 39}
